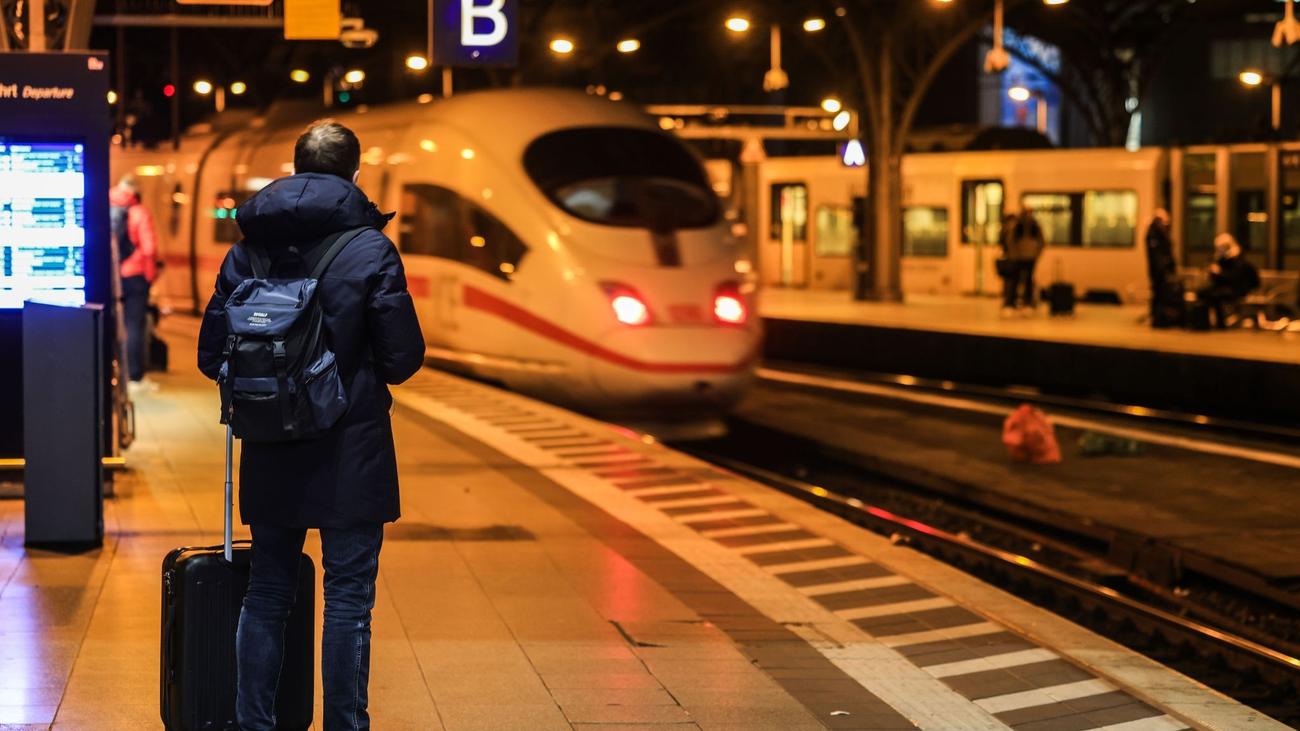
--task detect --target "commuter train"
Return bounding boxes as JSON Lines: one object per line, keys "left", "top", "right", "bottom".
{"left": 737, "top": 143, "right": 1289, "bottom": 299}
{"left": 112, "top": 89, "right": 760, "bottom": 436}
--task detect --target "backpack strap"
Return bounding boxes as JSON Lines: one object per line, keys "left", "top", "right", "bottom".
{"left": 244, "top": 241, "right": 272, "bottom": 279}
{"left": 308, "top": 227, "right": 370, "bottom": 281}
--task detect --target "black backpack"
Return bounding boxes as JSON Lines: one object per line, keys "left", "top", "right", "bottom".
{"left": 217, "top": 227, "right": 368, "bottom": 442}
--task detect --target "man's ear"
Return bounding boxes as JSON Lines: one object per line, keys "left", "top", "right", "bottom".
{"left": 352, "top": 169, "right": 360, "bottom": 185}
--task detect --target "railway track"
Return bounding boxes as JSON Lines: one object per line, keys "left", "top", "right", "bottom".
{"left": 682, "top": 416, "right": 1300, "bottom": 727}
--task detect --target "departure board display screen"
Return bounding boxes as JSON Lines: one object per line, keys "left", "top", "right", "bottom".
{"left": 0, "top": 138, "right": 86, "bottom": 308}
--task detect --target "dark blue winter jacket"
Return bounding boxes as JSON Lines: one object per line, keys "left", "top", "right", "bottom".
{"left": 198, "top": 173, "right": 424, "bottom": 527}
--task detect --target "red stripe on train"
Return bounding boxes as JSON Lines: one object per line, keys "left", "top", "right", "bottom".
{"left": 461, "top": 285, "right": 750, "bottom": 375}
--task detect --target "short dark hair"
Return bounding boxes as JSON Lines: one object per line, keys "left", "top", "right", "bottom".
{"left": 294, "top": 120, "right": 360, "bottom": 181}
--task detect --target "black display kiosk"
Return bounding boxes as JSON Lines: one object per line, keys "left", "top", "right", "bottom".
{"left": 0, "top": 52, "right": 111, "bottom": 456}
{"left": 0, "top": 52, "right": 111, "bottom": 545}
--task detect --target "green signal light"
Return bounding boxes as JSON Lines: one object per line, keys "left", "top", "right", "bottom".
{"left": 338, "top": 91, "right": 351, "bottom": 103}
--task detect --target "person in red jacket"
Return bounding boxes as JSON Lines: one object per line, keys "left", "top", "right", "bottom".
{"left": 109, "top": 174, "right": 158, "bottom": 385}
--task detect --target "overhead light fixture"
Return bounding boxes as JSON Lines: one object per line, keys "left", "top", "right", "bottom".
{"left": 1239, "top": 69, "right": 1265, "bottom": 87}
{"left": 343, "top": 69, "right": 366, "bottom": 84}
{"left": 550, "top": 37, "right": 575, "bottom": 55}
{"left": 616, "top": 39, "right": 640, "bottom": 53}
{"left": 290, "top": 69, "right": 310, "bottom": 83}
{"left": 725, "top": 16, "right": 751, "bottom": 33}
{"left": 821, "top": 96, "right": 843, "bottom": 113}
{"left": 192, "top": 80, "right": 213, "bottom": 95}
{"left": 1008, "top": 85, "right": 1033, "bottom": 102}
{"left": 229, "top": 81, "right": 247, "bottom": 96}
{"left": 405, "top": 55, "right": 430, "bottom": 71}
{"left": 803, "top": 18, "right": 826, "bottom": 32}
{"left": 833, "top": 110, "right": 851, "bottom": 131}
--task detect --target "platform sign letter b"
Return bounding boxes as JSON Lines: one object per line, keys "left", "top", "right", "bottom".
{"left": 436, "top": 0, "right": 518, "bottom": 67}
{"left": 462, "top": 0, "right": 507, "bottom": 47}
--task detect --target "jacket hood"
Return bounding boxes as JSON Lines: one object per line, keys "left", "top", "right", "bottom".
{"left": 237, "top": 173, "right": 390, "bottom": 244}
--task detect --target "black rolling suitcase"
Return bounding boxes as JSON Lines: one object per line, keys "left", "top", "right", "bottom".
{"left": 1048, "top": 283, "right": 1075, "bottom": 316}
{"left": 161, "top": 426, "right": 315, "bottom": 731}
{"left": 1047, "top": 260, "right": 1076, "bottom": 316}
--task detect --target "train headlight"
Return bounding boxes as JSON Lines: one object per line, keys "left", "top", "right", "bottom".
{"left": 714, "top": 283, "right": 748, "bottom": 325}
{"left": 602, "top": 283, "right": 652, "bottom": 326}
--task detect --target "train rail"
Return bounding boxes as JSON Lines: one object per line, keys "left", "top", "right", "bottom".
{"left": 682, "top": 418, "right": 1300, "bottom": 726}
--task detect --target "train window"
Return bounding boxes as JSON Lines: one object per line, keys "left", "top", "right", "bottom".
{"left": 1021, "top": 194, "right": 1074, "bottom": 246}
{"left": 214, "top": 191, "right": 251, "bottom": 244}
{"left": 902, "top": 207, "right": 949, "bottom": 257}
{"left": 1019, "top": 191, "right": 1136, "bottom": 248}
{"left": 814, "top": 206, "right": 856, "bottom": 257}
{"left": 770, "top": 183, "right": 808, "bottom": 242}
{"left": 169, "top": 184, "right": 184, "bottom": 239}
{"left": 399, "top": 183, "right": 527, "bottom": 281}
{"left": 960, "top": 180, "right": 1003, "bottom": 245}
{"left": 464, "top": 204, "right": 528, "bottom": 280}
{"left": 400, "top": 184, "right": 459, "bottom": 258}
{"left": 1081, "top": 191, "right": 1137, "bottom": 248}
{"left": 524, "top": 127, "right": 719, "bottom": 230}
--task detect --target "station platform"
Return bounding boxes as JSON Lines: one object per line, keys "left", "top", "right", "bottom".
{"left": 759, "top": 290, "right": 1300, "bottom": 422}
{"left": 0, "top": 320, "right": 1283, "bottom": 730}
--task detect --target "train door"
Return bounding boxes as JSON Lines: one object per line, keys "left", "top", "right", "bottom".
{"left": 768, "top": 181, "right": 809, "bottom": 288}
{"left": 807, "top": 177, "right": 857, "bottom": 290}
{"left": 957, "top": 179, "right": 1004, "bottom": 295}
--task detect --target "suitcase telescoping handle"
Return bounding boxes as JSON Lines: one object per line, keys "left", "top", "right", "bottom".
{"left": 224, "top": 424, "right": 234, "bottom": 562}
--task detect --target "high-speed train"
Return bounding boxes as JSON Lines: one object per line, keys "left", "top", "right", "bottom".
{"left": 113, "top": 89, "right": 760, "bottom": 435}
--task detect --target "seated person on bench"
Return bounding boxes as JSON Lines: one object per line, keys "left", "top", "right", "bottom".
{"left": 1197, "top": 233, "right": 1260, "bottom": 329}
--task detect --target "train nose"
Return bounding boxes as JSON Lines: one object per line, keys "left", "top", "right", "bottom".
{"left": 584, "top": 325, "right": 758, "bottom": 419}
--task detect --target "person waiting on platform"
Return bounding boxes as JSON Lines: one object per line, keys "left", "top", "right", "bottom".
{"left": 1197, "top": 233, "right": 1260, "bottom": 329}
{"left": 1000, "top": 208, "right": 1045, "bottom": 317}
{"left": 110, "top": 174, "right": 159, "bottom": 392}
{"left": 1145, "top": 208, "right": 1181, "bottom": 328}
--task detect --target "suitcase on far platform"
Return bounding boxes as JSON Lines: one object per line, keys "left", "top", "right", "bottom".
{"left": 160, "top": 427, "right": 315, "bottom": 731}
{"left": 1187, "top": 300, "right": 1213, "bottom": 331}
{"left": 1048, "top": 282, "right": 1076, "bottom": 316}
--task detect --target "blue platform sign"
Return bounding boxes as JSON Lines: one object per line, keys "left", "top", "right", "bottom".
{"left": 434, "top": 0, "right": 519, "bottom": 67}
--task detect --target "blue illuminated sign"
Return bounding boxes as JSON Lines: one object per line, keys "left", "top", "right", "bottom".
{"left": 434, "top": 0, "right": 519, "bottom": 67}
{"left": 0, "top": 139, "right": 87, "bottom": 308}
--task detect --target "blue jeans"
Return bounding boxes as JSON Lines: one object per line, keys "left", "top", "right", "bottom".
{"left": 236, "top": 523, "right": 384, "bottom": 731}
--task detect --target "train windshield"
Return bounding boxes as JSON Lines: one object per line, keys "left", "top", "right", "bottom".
{"left": 523, "top": 127, "right": 719, "bottom": 230}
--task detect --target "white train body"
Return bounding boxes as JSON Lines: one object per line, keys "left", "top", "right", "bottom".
{"left": 750, "top": 147, "right": 1168, "bottom": 299}
{"left": 114, "top": 89, "right": 760, "bottom": 430}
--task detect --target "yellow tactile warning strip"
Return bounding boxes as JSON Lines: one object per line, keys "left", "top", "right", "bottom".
{"left": 393, "top": 370, "right": 1286, "bottom": 731}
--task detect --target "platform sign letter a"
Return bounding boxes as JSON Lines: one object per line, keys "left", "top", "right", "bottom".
{"left": 462, "top": 0, "right": 507, "bottom": 47}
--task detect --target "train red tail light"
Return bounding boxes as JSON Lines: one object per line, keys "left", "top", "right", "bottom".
{"left": 602, "top": 283, "right": 652, "bottom": 326}
{"left": 714, "top": 284, "right": 747, "bottom": 325}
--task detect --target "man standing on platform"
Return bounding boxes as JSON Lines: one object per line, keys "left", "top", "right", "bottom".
{"left": 110, "top": 174, "right": 158, "bottom": 391}
{"left": 1145, "top": 209, "right": 1181, "bottom": 328}
{"left": 197, "top": 120, "right": 425, "bottom": 731}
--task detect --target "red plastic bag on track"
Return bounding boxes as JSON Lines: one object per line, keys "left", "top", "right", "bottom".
{"left": 1002, "top": 404, "right": 1062, "bottom": 464}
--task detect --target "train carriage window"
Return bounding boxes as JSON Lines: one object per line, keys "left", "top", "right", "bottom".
{"left": 1021, "top": 193, "right": 1074, "bottom": 246}
{"left": 524, "top": 127, "right": 719, "bottom": 230}
{"left": 902, "top": 207, "right": 949, "bottom": 257}
{"left": 399, "top": 183, "right": 527, "bottom": 281}
{"left": 1081, "top": 191, "right": 1137, "bottom": 248}
{"left": 961, "top": 180, "right": 1003, "bottom": 245}
{"left": 1019, "top": 191, "right": 1137, "bottom": 248}
{"left": 770, "top": 183, "right": 808, "bottom": 242}
{"left": 814, "top": 205, "right": 856, "bottom": 257}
